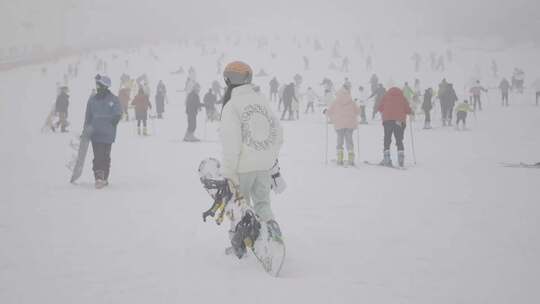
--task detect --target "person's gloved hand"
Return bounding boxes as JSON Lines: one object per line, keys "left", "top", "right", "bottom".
{"left": 269, "top": 159, "right": 287, "bottom": 194}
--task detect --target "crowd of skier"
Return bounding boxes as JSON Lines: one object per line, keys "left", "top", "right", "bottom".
{"left": 45, "top": 38, "right": 540, "bottom": 190}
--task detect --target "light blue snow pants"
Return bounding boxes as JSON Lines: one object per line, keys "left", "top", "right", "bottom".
{"left": 238, "top": 170, "right": 274, "bottom": 222}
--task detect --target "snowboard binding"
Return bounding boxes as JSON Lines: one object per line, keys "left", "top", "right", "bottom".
{"left": 231, "top": 210, "right": 261, "bottom": 258}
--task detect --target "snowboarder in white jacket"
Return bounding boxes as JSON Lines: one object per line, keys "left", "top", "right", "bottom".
{"left": 220, "top": 61, "right": 284, "bottom": 236}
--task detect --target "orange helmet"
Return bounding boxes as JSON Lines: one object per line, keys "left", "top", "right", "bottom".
{"left": 223, "top": 61, "right": 253, "bottom": 85}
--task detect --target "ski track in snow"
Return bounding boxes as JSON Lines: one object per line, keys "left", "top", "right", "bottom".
{"left": 1, "top": 39, "right": 540, "bottom": 304}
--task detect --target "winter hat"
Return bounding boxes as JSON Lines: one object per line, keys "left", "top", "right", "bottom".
{"left": 223, "top": 61, "right": 252, "bottom": 85}
{"left": 95, "top": 74, "right": 112, "bottom": 88}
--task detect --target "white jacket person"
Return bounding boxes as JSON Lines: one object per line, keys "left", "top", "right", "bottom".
{"left": 220, "top": 61, "right": 284, "bottom": 226}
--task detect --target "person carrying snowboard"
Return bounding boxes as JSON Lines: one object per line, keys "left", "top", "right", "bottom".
{"left": 83, "top": 75, "right": 122, "bottom": 188}
{"left": 220, "top": 60, "right": 284, "bottom": 240}
{"left": 377, "top": 87, "right": 412, "bottom": 167}
{"left": 326, "top": 83, "right": 360, "bottom": 166}
{"left": 132, "top": 87, "right": 152, "bottom": 136}
{"left": 54, "top": 86, "right": 70, "bottom": 132}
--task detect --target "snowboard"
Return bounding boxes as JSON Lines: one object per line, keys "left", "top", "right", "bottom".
{"left": 68, "top": 127, "right": 92, "bottom": 183}
{"left": 198, "top": 157, "right": 286, "bottom": 277}
{"left": 500, "top": 162, "right": 540, "bottom": 169}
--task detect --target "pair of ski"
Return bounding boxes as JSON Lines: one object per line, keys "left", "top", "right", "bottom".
{"left": 198, "top": 158, "right": 286, "bottom": 277}
{"left": 500, "top": 162, "right": 540, "bottom": 169}
{"left": 330, "top": 159, "right": 407, "bottom": 170}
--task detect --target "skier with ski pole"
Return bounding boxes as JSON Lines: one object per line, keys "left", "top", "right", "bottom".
{"left": 377, "top": 87, "right": 413, "bottom": 167}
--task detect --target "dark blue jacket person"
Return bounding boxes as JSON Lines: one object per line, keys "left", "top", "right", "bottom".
{"left": 83, "top": 74, "right": 122, "bottom": 188}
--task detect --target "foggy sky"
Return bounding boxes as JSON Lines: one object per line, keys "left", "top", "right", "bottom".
{"left": 1, "top": 0, "right": 539, "bottom": 51}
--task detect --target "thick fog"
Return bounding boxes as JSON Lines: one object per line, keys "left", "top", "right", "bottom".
{"left": 2, "top": 0, "right": 539, "bottom": 54}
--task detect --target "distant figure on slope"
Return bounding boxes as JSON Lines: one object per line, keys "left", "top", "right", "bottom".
{"left": 280, "top": 83, "right": 297, "bottom": 120}
{"left": 155, "top": 80, "right": 167, "bottom": 119}
{"left": 356, "top": 86, "right": 369, "bottom": 124}
{"left": 132, "top": 87, "right": 152, "bottom": 136}
{"left": 184, "top": 84, "right": 203, "bottom": 142}
{"left": 269, "top": 77, "right": 279, "bottom": 102}
{"left": 118, "top": 83, "right": 131, "bottom": 121}
{"left": 455, "top": 100, "right": 474, "bottom": 131}
{"left": 53, "top": 86, "right": 70, "bottom": 132}
{"left": 422, "top": 88, "right": 434, "bottom": 129}
{"left": 203, "top": 88, "right": 219, "bottom": 122}
{"left": 304, "top": 87, "right": 319, "bottom": 114}
{"left": 499, "top": 78, "right": 510, "bottom": 107}
{"left": 469, "top": 80, "right": 488, "bottom": 111}
{"left": 370, "top": 83, "right": 386, "bottom": 120}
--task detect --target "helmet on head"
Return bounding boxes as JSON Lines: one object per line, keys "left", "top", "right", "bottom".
{"left": 223, "top": 61, "right": 252, "bottom": 86}
{"left": 95, "top": 74, "right": 111, "bottom": 88}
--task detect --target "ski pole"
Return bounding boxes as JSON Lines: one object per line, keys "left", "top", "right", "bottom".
{"left": 325, "top": 116, "right": 329, "bottom": 165}
{"left": 409, "top": 116, "right": 417, "bottom": 165}
{"left": 356, "top": 124, "right": 360, "bottom": 157}
{"left": 204, "top": 113, "right": 208, "bottom": 141}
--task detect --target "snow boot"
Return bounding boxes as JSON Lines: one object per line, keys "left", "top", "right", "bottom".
{"left": 336, "top": 149, "right": 344, "bottom": 166}
{"left": 183, "top": 132, "right": 200, "bottom": 142}
{"left": 398, "top": 150, "right": 405, "bottom": 167}
{"left": 94, "top": 170, "right": 107, "bottom": 189}
{"left": 143, "top": 127, "right": 148, "bottom": 136}
{"left": 379, "top": 150, "right": 392, "bottom": 167}
{"left": 348, "top": 151, "right": 355, "bottom": 166}
{"left": 137, "top": 126, "right": 141, "bottom": 135}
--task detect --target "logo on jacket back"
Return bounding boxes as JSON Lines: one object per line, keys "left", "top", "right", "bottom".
{"left": 241, "top": 104, "right": 277, "bottom": 151}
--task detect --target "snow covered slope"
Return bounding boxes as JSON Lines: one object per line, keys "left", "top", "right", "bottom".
{"left": 1, "top": 37, "right": 539, "bottom": 304}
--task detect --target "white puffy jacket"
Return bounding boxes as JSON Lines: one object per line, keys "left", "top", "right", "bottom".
{"left": 220, "top": 84, "right": 283, "bottom": 184}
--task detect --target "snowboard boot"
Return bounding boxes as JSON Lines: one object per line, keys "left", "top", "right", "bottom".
{"left": 143, "top": 127, "right": 148, "bottom": 136}
{"left": 398, "top": 150, "right": 405, "bottom": 167}
{"left": 379, "top": 150, "right": 392, "bottom": 167}
{"left": 347, "top": 151, "right": 355, "bottom": 167}
{"left": 137, "top": 126, "right": 141, "bottom": 135}
{"left": 336, "top": 149, "right": 344, "bottom": 166}
{"left": 231, "top": 211, "right": 261, "bottom": 259}
{"left": 266, "top": 219, "right": 282, "bottom": 240}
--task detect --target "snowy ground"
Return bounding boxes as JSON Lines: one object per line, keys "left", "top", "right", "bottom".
{"left": 1, "top": 37, "right": 540, "bottom": 303}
